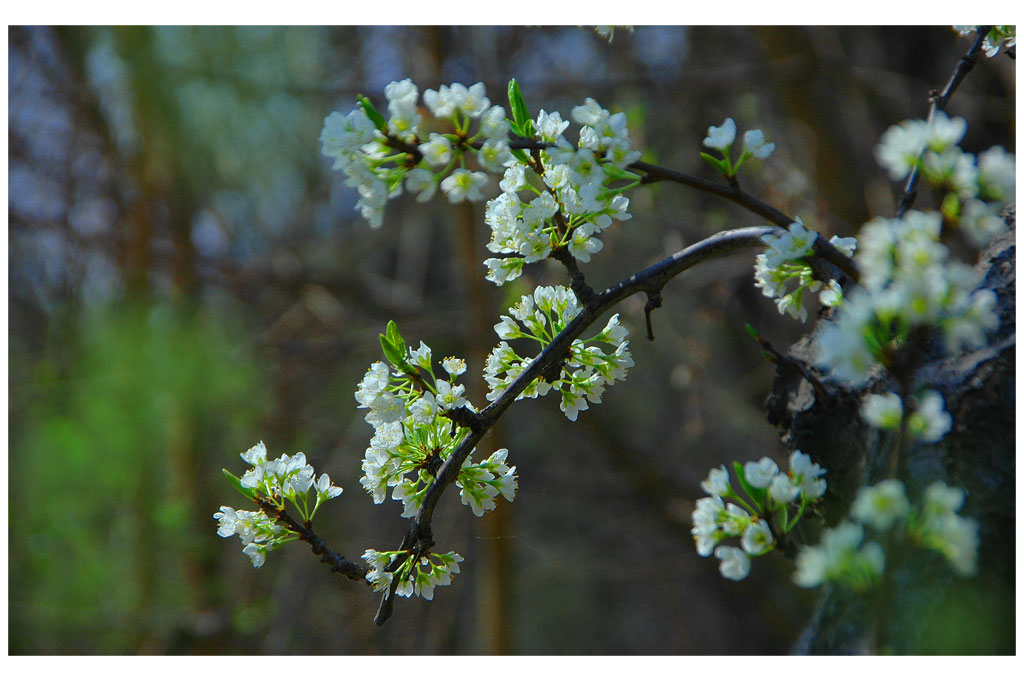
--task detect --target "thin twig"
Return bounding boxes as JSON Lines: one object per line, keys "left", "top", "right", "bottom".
{"left": 895, "top": 27, "right": 992, "bottom": 217}
{"left": 253, "top": 497, "right": 369, "bottom": 582}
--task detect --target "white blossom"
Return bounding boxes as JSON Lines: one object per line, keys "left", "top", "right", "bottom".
{"left": 861, "top": 392, "right": 903, "bottom": 430}
{"left": 743, "top": 129, "right": 775, "bottom": 159}
{"left": 700, "top": 465, "right": 731, "bottom": 498}
{"left": 703, "top": 117, "right": 736, "bottom": 151}
{"left": 440, "top": 169, "right": 488, "bottom": 203}
{"left": 908, "top": 391, "right": 952, "bottom": 443}
{"left": 714, "top": 545, "right": 751, "bottom": 581}
{"left": 744, "top": 456, "right": 779, "bottom": 489}
{"left": 851, "top": 479, "right": 910, "bottom": 531}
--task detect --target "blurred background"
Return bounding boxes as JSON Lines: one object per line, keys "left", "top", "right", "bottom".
{"left": 8, "top": 26, "right": 1015, "bottom": 654}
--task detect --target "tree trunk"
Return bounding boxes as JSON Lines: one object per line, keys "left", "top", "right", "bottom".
{"left": 767, "top": 217, "right": 1015, "bottom": 655}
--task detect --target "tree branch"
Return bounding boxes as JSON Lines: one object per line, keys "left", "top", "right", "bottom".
{"left": 895, "top": 26, "right": 992, "bottom": 218}
{"left": 254, "top": 497, "right": 369, "bottom": 582}
{"left": 372, "top": 224, "right": 858, "bottom": 623}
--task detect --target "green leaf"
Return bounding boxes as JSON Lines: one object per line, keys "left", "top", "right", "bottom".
{"left": 385, "top": 320, "right": 406, "bottom": 351}
{"left": 510, "top": 148, "right": 531, "bottom": 165}
{"left": 507, "top": 79, "right": 532, "bottom": 133}
{"left": 223, "top": 469, "right": 256, "bottom": 501}
{"left": 744, "top": 323, "right": 761, "bottom": 341}
{"left": 358, "top": 94, "right": 388, "bottom": 133}
{"left": 379, "top": 334, "right": 404, "bottom": 368}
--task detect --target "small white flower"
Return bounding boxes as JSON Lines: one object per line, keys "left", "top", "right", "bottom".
{"left": 721, "top": 503, "right": 751, "bottom": 535}
{"left": 419, "top": 133, "right": 453, "bottom": 167}
{"left": 908, "top": 391, "right": 952, "bottom": 443}
{"left": 741, "top": 519, "right": 774, "bottom": 555}
{"left": 700, "top": 465, "right": 731, "bottom": 497}
{"left": 793, "top": 544, "right": 828, "bottom": 587}
{"left": 214, "top": 506, "right": 242, "bottom": 538}
{"left": 714, "top": 545, "right": 751, "bottom": 581}
{"left": 743, "top": 129, "right": 775, "bottom": 159}
{"left": 366, "top": 393, "right": 405, "bottom": 428}
{"left": 769, "top": 474, "right": 799, "bottom": 504}
{"left": 241, "top": 441, "right": 268, "bottom": 466}
{"left": 923, "top": 111, "right": 967, "bottom": 152}
{"left": 435, "top": 380, "right": 468, "bottom": 410}
{"left": 500, "top": 164, "right": 527, "bottom": 193}
{"left": 440, "top": 169, "right": 488, "bottom": 203}
{"left": 242, "top": 543, "right": 266, "bottom": 568}
{"left": 851, "top": 479, "right": 910, "bottom": 531}
{"left": 875, "top": 118, "right": 929, "bottom": 180}
{"left": 861, "top": 392, "right": 903, "bottom": 430}
{"left": 819, "top": 279, "right": 843, "bottom": 308}
{"left": 977, "top": 146, "right": 1016, "bottom": 201}
{"left": 483, "top": 257, "right": 524, "bottom": 286}
{"left": 315, "top": 473, "right": 343, "bottom": 500}
{"left": 493, "top": 315, "right": 521, "bottom": 340}
{"left": 409, "top": 392, "right": 438, "bottom": 425}
{"left": 404, "top": 168, "right": 437, "bottom": 202}
{"left": 442, "top": 356, "right": 467, "bottom": 376}
{"left": 480, "top": 105, "right": 509, "bottom": 142}
{"left": 744, "top": 456, "right": 779, "bottom": 489}
{"left": 535, "top": 109, "right": 570, "bottom": 142}
{"left": 789, "top": 450, "right": 827, "bottom": 499}
{"left": 703, "top": 117, "right": 736, "bottom": 151}
{"left": 408, "top": 340, "right": 432, "bottom": 369}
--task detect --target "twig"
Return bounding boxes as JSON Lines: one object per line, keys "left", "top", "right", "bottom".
{"left": 747, "top": 326, "right": 831, "bottom": 401}
{"left": 895, "top": 27, "right": 992, "bottom": 218}
{"left": 253, "top": 497, "right": 369, "bottom": 582}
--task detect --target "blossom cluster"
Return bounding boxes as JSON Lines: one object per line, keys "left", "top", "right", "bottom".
{"left": 215, "top": 441, "right": 343, "bottom": 567}
{"left": 320, "top": 76, "right": 644, "bottom": 268}
{"left": 753, "top": 219, "right": 857, "bottom": 322}
{"left": 483, "top": 285, "right": 633, "bottom": 421}
{"left": 483, "top": 98, "right": 638, "bottom": 286}
{"left": 794, "top": 479, "right": 978, "bottom": 589}
{"left": 875, "top": 111, "right": 1014, "bottom": 248}
{"left": 691, "top": 451, "right": 827, "bottom": 581}
{"left": 356, "top": 322, "right": 517, "bottom": 521}
{"left": 363, "top": 548, "right": 464, "bottom": 600}
{"left": 320, "top": 79, "right": 509, "bottom": 227}
{"left": 814, "top": 209, "right": 999, "bottom": 386}
{"left": 700, "top": 117, "right": 776, "bottom": 179}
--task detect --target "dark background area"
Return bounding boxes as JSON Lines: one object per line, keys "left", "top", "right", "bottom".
{"left": 7, "top": 25, "right": 1015, "bottom": 654}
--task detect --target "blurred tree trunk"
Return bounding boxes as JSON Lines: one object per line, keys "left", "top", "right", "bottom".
{"left": 768, "top": 224, "right": 1015, "bottom": 654}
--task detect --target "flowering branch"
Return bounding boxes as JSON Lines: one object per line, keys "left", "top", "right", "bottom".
{"left": 896, "top": 26, "right": 992, "bottom": 217}
{"left": 372, "top": 224, "right": 852, "bottom": 623}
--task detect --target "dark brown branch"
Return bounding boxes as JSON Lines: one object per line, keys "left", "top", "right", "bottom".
{"left": 253, "top": 497, "right": 369, "bottom": 582}
{"left": 629, "top": 160, "right": 795, "bottom": 229}
{"left": 895, "top": 26, "right": 992, "bottom": 218}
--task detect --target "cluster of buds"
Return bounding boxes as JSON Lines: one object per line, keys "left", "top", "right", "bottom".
{"left": 794, "top": 479, "right": 978, "bottom": 589}
{"left": 691, "top": 451, "right": 827, "bottom": 581}
{"left": 356, "top": 321, "right": 517, "bottom": 521}
{"left": 484, "top": 285, "right": 633, "bottom": 421}
{"left": 753, "top": 219, "right": 857, "bottom": 322}
{"left": 215, "top": 442, "right": 343, "bottom": 567}
{"left": 363, "top": 549, "right": 464, "bottom": 600}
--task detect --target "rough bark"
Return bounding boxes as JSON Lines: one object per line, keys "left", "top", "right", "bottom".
{"left": 767, "top": 215, "right": 1015, "bottom": 654}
